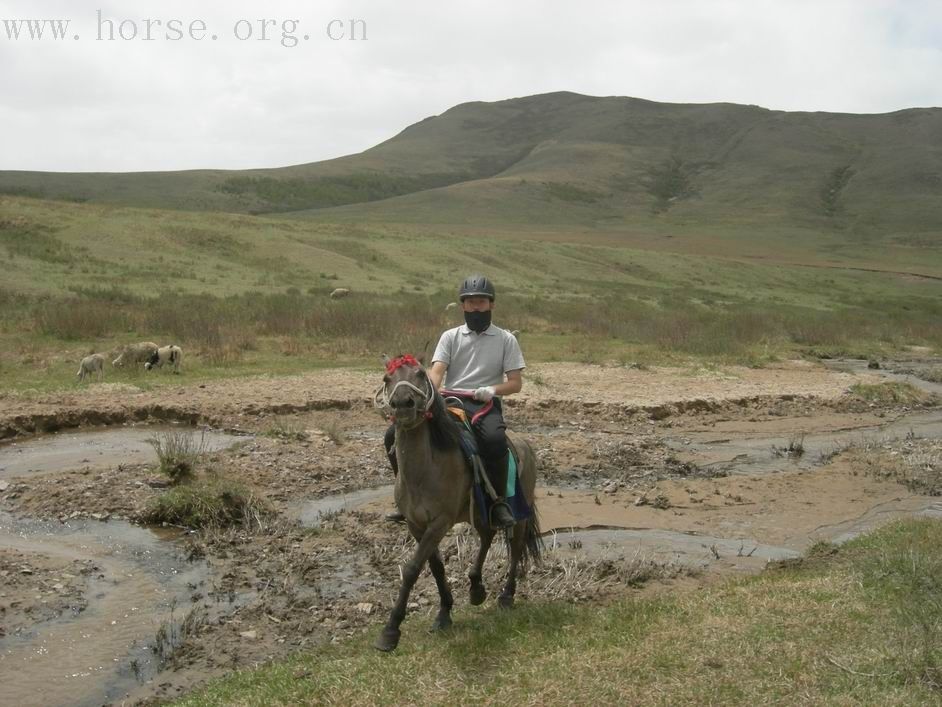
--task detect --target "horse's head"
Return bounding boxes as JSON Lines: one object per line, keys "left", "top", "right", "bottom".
{"left": 376, "top": 354, "right": 434, "bottom": 425}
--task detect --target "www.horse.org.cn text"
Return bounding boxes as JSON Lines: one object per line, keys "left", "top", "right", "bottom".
{"left": 0, "top": 12, "right": 368, "bottom": 47}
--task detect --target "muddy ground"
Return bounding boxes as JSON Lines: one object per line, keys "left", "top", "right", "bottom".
{"left": 1, "top": 359, "right": 941, "bottom": 705}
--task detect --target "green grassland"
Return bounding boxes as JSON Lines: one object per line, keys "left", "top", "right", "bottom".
{"left": 1, "top": 92, "right": 940, "bottom": 390}
{"left": 175, "top": 519, "right": 942, "bottom": 706}
{"left": 2, "top": 93, "right": 941, "bottom": 241}
{"left": 1, "top": 193, "right": 940, "bottom": 392}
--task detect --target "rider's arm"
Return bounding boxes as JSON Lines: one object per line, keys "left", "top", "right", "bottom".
{"left": 493, "top": 369, "right": 523, "bottom": 397}
{"left": 428, "top": 361, "right": 447, "bottom": 390}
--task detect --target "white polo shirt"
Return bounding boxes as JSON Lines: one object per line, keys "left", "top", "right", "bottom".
{"left": 432, "top": 324, "right": 526, "bottom": 391}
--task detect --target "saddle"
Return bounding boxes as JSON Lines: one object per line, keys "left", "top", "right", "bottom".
{"left": 445, "top": 404, "right": 530, "bottom": 528}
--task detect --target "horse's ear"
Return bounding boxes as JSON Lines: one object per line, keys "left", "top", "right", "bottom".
{"left": 416, "top": 352, "right": 426, "bottom": 366}
{"left": 381, "top": 354, "right": 391, "bottom": 367}
{"left": 418, "top": 339, "right": 430, "bottom": 366}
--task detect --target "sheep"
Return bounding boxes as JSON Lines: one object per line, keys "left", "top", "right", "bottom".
{"left": 445, "top": 302, "right": 459, "bottom": 312}
{"left": 144, "top": 344, "right": 183, "bottom": 373}
{"left": 112, "top": 341, "right": 159, "bottom": 368}
{"left": 329, "top": 288, "right": 350, "bottom": 300}
{"left": 77, "top": 353, "right": 105, "bottom": 382}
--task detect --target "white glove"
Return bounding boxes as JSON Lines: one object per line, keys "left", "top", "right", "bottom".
{"left": 473, "top": 386, "right": 496, "bottom": 402}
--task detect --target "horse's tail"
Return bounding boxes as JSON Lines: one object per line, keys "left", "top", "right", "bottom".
{"left": 506, "top": 435, "right": 544, "bottom": 574}
{"left": 519, "top": 507, "right": 544, "bottom": 574}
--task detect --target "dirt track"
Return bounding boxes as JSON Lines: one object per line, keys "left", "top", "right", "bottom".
{"left": 1, "top": 359, "right": 940, "bottom": 705}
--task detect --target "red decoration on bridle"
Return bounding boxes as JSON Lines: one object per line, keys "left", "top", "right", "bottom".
{"left": 385, "top": 354, "right": 420, "bottom": 375}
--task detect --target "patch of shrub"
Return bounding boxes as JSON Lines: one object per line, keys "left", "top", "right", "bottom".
{"left": 142, "top": 477, "right": 271, "bottom": 529}
{"left": 147, "top": 429, "right": 208, "bottom": 483}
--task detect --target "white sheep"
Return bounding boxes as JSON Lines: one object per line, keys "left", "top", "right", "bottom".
{"left": 77, "top": 353, "right": 105, "bottom": 382}
{"left": 329, "top": 288, "right": 350, "bottom": 300}
{"left": 112, "top": 341, "right": 159, "bottom": 368}
{"left": 144, "top": 344, "right": 183, "bottom": 373}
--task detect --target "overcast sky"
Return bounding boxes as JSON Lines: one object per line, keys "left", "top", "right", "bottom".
{"left": 2, "top": 0, "right": 940, "bottom": 172}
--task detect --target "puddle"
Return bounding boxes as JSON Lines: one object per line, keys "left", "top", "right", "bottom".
{"left": 291, "top": 486, "right": 396, "bottom": 527}
{"left": 0, "top": 511, "right": 207, "bottom": 707}
{"left": 0, "top": 425, "right": 248, "bottom": 479}
{"left": 544, "top": 526, "right": 799, "bottom": 571}
{"left": 665, "top": 408, "right": 942, "bottom": 475}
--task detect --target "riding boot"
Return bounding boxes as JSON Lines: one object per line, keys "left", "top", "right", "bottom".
{"left": 384, "top": 449, "right": 405, "bottom": 523}
{"left": 485, "top": 452, "right": 515, "bottom": 529}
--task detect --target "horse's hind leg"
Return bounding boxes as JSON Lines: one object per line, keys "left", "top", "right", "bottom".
{"left": 468, "top": 528, "right": 493, "bottom": 606}
{"left": 428, "top": 549, "right": 454, "bottom": 631}
{"left": 498, "top": 524, "right": 525, "bottom": 609}
{"left": 375, "top": 521, "right": 449, "bottom": 652}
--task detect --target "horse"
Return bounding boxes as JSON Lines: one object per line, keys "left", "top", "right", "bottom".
{"left": 372, "top": 354, "right": 542, "bottom": 652}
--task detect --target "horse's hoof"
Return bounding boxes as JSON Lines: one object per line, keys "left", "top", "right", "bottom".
{"left": 498, "top": 595, "right": 515, "bottom": 610}
{"left": 469, "top": 584, "right": 487, "bottom": 606}
{"left": 373, "top": 627, "right": 401, "bottom": 652}
{"left": 430, "top": 613, "right": 453, "bottom": 632}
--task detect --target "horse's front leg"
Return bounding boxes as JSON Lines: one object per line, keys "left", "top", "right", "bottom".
{"left": 468, "top": 527, "right": 493, "bottom": 606}
{"left": 375, "top": 520, "right": 449, "bottom": 652}
{"left": 427, "top": 549, "right": 454, "bottom": 631}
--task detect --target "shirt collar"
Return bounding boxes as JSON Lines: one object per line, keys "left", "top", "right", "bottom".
{"left": 460, "top": 324, "right": 496, "bottom": 336}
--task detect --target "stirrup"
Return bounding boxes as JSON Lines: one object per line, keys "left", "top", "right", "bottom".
{"left": 489, "top": 499, "right": 515, "bottom": 529}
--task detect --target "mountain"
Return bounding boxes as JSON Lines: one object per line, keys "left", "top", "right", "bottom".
{"left": 2, "top": 92, "right": 941, "bottom": 235}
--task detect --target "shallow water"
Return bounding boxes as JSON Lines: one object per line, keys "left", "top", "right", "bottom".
{"left": 0, "top": 511, "right": 207, "bottom": 707}
{"left": 0, "top": 425, "right": 248, "bottom": 479}
{"left": 664, "top": 408, "right": 942, "bottom": 475}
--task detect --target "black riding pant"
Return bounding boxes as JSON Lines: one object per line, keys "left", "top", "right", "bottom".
{"left": 384, "top": 398, "right": 508, "bottom": 468}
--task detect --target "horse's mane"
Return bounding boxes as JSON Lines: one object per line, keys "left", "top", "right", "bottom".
{"left": 427, "top": 389, "right": 462, "bottom": 452}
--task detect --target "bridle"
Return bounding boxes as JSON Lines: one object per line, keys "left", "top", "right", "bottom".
{"left": 373, "top": 356, "right": 435, "bottom": 429}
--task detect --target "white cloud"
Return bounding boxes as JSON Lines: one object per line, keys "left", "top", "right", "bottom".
{"left": 1, "top": 0, "right": 940, "bottom": 171}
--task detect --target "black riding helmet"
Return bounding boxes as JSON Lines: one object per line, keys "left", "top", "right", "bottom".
{"left": 459, "top": 274, "right": 496, "bottom": 302}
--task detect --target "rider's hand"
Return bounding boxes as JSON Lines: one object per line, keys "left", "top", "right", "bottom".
{"left": 473, "top": 386, "right": 496, "bottom": 402}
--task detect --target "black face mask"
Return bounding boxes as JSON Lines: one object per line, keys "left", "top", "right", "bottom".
{"left": 464, "top": 310, "right": 492, "bottom": 333}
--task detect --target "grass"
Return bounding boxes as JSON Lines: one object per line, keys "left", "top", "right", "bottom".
{"left": 142, "top": 476, "right": 272, "bottom": 530}
{"left": 263, "top": 416, "right": 310, "bottom": 442}
{"left": 0, "top": 191, "right": 939, "bottom": 392}
{"left": 173, "top": 518, "right": 942, "bottom": 705}
{"left": 850, "top": 381, "right": 933, "bottom": 405}
{"left": 154, "top": 599, "right": 208, "bottom": 665}
{"left": 771, "top": 433, "right": 806, "bottom": 459}
{"left": 849, "top": 437, "right": 942, "bottom": 496}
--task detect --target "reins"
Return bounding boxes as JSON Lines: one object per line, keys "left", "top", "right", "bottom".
{"left": 441, "top": 388, "right": 494, "bottom": 426}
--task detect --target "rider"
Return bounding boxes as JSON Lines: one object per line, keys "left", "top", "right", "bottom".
{"left": 384, "top": 274, "right": 525, "bottom": 528}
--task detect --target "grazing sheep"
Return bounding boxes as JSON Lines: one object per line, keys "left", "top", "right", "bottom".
{"left": 144, "top": 344, "right": 183, "bottom": 373}
{"left": 77, "top": 353, "right": 105, "bottom": 382}
{"left": 329, "top": 288, "right": 350, "bottom": 300}
{"left": 112, "top": 341, "right": 159, "bottom": 368}
{"left": 445, "top": 302, "right": 459, "bottom": 312}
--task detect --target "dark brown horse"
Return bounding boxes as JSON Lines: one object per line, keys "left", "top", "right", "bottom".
{"left": 372, "top": 354, "right": 542, "bottom": 651}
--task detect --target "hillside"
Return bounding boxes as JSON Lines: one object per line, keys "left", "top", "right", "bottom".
{"left": 2, "top": 92, "right": 941, "bottom": 236}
